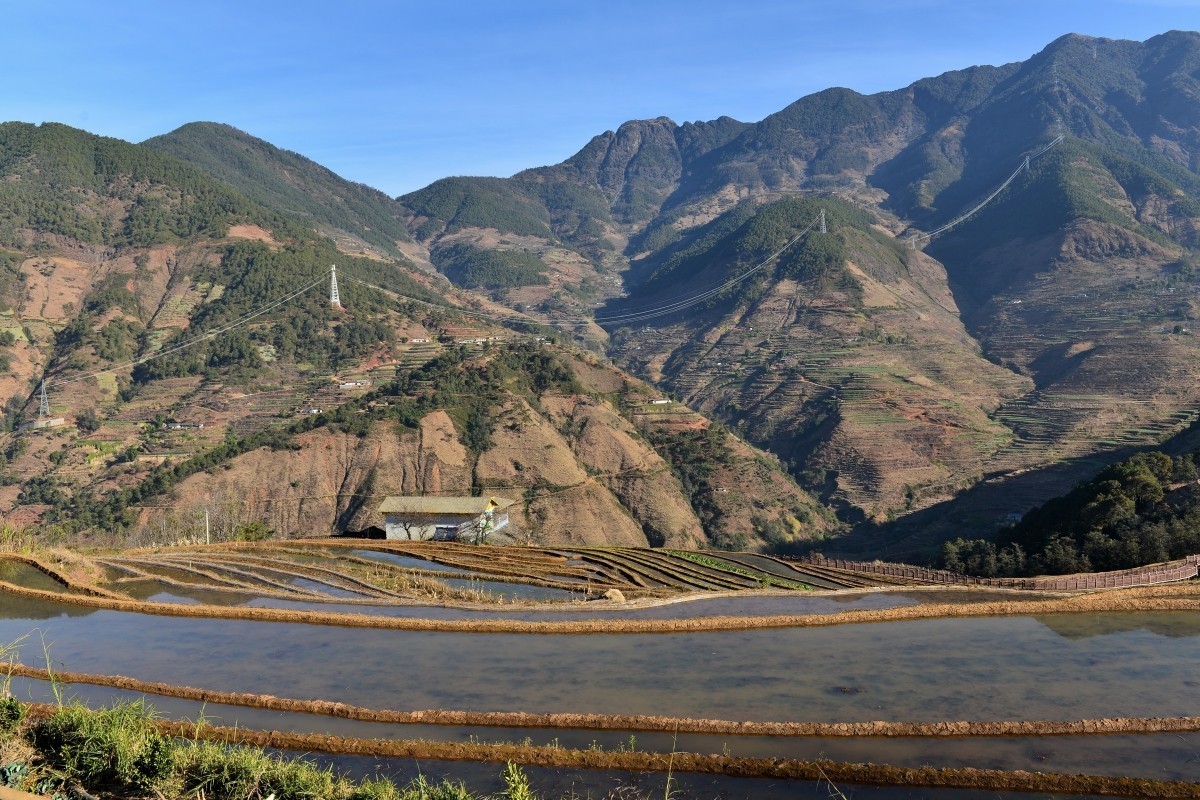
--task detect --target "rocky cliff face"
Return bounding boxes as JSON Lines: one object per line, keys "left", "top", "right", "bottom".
{"left": 156, "top": 350, "right": 827, "bottom": 549}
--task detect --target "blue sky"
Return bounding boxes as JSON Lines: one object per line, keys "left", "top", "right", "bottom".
{"left": 5, "top": 1, "right": 1198, "bottom": 196}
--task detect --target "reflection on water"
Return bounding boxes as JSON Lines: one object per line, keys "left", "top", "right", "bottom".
{"left": 0, "top": 561, "right": 69, "bottom": 593}
{"left": 315, "top": 753, "right": 1110, "bottom": 800}
{"left": 894, "top": 589, "right": 1062, "bottom": 605}
{"left": 349, "top": 550, "right": 467, "bottom": 573}
{"left": 0, "top": 595, "right": 94, "bottom": 621}
{"left": 2, "top": 597, "right": 1200, "bottom": 724}
{"left": 1035, "top": 612, "right": 1200, "bottom": 639}
{"left": 118, "top": 580, "right": 252, "bottom": 606}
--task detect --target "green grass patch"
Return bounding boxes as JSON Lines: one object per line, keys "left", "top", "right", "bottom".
{"left": 30, "top": 701, "right": 175, "bottom": 793}
{"left": 4, "top": 697, "right": 538, "bottom": 800}
{"left": 95, "top": 373, "right": 118, "bottom": 395}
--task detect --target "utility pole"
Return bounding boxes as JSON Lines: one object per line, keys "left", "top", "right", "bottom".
{"left": 330, "top": 264, "right": 342, "bottom": 309}
{"left": 205, "top": 508, "right": 210, "bottom": 546}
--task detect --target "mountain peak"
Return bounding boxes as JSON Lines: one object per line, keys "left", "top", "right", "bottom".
{"left": 145, "top": 120, "right": 412, "bottom": 255}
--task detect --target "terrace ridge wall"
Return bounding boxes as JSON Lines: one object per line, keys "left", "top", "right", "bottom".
{"left": 795, "top": 554, "right": 1200, "bottom": 591}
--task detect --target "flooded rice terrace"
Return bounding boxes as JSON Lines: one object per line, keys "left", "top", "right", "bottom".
{"left": 7, "top": 669, "right": 1200, "bottom": 783}
{"left": 2, "top": 541, "right": 1199, "bottom": 797}
{"left": 4, "top": 600, "right": 1200, "bottom": 723}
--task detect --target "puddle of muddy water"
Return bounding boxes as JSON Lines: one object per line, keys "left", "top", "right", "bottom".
{"left": 3, "top": 598, "right": 1200, "bottom": 724}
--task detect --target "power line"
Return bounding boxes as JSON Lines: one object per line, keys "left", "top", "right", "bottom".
{"left": 49, "top": 278, "right": 324, "bottom": 389}
{"left": 36, "top": 209, "right": 824, "bottom": 410}
{"left": 26, "top": 132, "right": 1074, "bottom": 415}
{"left": 593, "top": 223, "right": 817, "bottom": 325}
{"left": 908, "top": 135, "right": 1064, "bottom": 248}
{"left": 344, "top": 212, "right": 822, "bottom": 329}
{"left": 338, "top": 274, "right": 535, "bottom": 326}
{"left": 30, "top": 153, "right": 1048, "bottom": 413}
{"left": 18, "top": 207, "right": 855, "bottom": 420}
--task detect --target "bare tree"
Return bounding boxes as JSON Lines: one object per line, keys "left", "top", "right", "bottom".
{"left": 390, "top": 518, "right": 426, "bottom": 540}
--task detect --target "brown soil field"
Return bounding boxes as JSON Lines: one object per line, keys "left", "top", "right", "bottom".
{"left": 18, "top": 256, "right": 96, "bottom": 322}
{"left": 226, "top": 224, "right": 279, "bottom": 245}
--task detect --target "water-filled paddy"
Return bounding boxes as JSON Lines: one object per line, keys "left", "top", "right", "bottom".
{"left": 3, "top": 596, "right": 1199, "bottom": 724}
{"left": 0, "top": 560, "right": 69, "bottom": 593}
{"left": 9, "top": 674, "right": 1200, "bottom": 781}
{"left": 348, "top": 549, "right": 469, "bottom": 573}
{"left": 102, "top": 581, "right": 928, "bottom": 618}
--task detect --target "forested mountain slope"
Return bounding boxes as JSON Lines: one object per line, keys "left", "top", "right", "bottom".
{"left": 0, "top": 122, "right": 825, "bottom": 549}
{"left": 144, "top": 122, "right": 414, "bottom": 260}
{"left": 7, "top": 31, "right": 1200, "bottom": 558}
{"left": 384, "top": 31, "right": 1200, "bottom": 552}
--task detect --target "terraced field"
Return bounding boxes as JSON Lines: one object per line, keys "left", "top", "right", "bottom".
{"left": 4, "top": 542, "right": 1200, "bottom": 797}
{"left": 82, "top": 541, "right": 904, "bottom": 605}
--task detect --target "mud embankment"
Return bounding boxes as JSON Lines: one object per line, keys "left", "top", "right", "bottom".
{"left": 0, "top": 553, "right": 120, "bottom": 598}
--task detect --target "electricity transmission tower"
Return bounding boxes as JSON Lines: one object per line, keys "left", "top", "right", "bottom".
{"left": 330, "top": 264, "right": 342, "bottom": 309}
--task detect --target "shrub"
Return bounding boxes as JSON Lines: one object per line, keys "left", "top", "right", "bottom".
{"left": 0, "top": 695, "right": 25, "bottom": 736}
{"left": 30, "top": 701, "right": 174, "bottom": 791}
{"left": 500, "top": 762, "right": 536, "bottom": 800}
{"left": 175, "top": 741, "right": 342, "bottom": 800}
{"left": 232, "top": 521, "right": 273, "bottom": 542}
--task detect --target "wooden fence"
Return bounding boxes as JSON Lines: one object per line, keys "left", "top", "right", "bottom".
{"left": 795, "top": 554, "right": 1200, "bottom": 591}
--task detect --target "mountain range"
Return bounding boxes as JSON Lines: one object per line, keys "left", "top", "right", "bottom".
{"left": 2, "top": 30, "right": 1200, "bottom": 561}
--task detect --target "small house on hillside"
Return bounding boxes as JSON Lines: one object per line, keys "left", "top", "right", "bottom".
{"left": 378, "top": 496, "right": 514, "bottom": 542}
